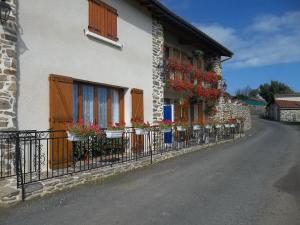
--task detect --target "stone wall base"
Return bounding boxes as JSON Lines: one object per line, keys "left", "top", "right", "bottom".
{"left": 0, "top": 134, "right": 245, "bottom": 207}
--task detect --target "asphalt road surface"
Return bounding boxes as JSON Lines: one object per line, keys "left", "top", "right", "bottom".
{"left": 0, "top": 117, "right": 300, "bottom": 225}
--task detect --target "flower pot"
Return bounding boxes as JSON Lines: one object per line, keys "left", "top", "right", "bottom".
{"left": 135, "top": 128, "right": 149, "bottom": 136}
{"left": 176, "top": 126, "right": 186, "bottom": 131}
{"left": 215, "top": 125, "right": 222, "bottom": 129}
{"left": 230, "top": 124, "right": 236, "bottom": 128}
{"left": 162, "top": 128, "right": 172, "bottom": 133}
{"left": 67, "top": 132, "right": 87, "bottom": 142}
{"left": 224, "top": 124, "right": 230, "bottom": 128}
{"left": 205, "top": 125, "right": 212, "bottom": 129}
{"left": 105, "top": 130, "right": 123, "bottom": 139}
{"left": 193, "top": 125, "right": 201, "bottom": 131}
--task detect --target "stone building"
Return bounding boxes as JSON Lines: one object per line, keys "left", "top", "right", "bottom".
{"left": 268, "top": 100, "right": 300, "bottom": 122}
{"left": 0, "top": 0, "right": 234, "bottom": 132}
{"left": 0, "top": 0, "right": 237, "bottom": 172}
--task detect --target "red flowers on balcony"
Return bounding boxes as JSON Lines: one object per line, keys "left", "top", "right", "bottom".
{"left": 194, "top": 86, "right": 222, "bottom": 100}
{"left": 167, "top": 79, "right": 193, "bottom": 92}
{"left": 204, "top": 72, "right": 221, "bottom": 84}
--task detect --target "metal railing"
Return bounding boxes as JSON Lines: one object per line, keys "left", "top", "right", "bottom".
{"left": 0, "top": 124, "right": 243, "bottom": 190}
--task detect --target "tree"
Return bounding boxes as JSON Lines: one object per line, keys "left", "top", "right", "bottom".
{"left": 235, "top": 86, "right": 259, "bottom": 100}
{"left": 259, "top": 81, "right": 294, "bottom": 104}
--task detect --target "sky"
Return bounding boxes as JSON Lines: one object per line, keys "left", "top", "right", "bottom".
{"left": 160, "top": 0, "right": 300, "bottom": 95}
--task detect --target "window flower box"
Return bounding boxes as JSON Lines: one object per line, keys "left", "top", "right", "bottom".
{"left": 155, "top": 120, "right": 173, "bottom": 133}
{"left": 131, "top": 119, "right": 150, "bottom": 136}
{"left": 176, "top": 126, "right": 187, "bottom": 131}
{"left": 67, "top": 132, "right": 87, "bottom": 142}
{"left": 66, "top": 121, "right": 101, "bottom": 142}
{"left": 193, "top": 125, "right": 201, "bottom": 130}
{"left": 105, "top": 130, "right": 123, "bottom": 139}
{"left": 134, "top": 128, "right": 149, "bottom": 136}
{"left": 162, "top": 128, "right": 172, "bottom": 133}
{"left": 205, "top": 125, "right": 212, "bottom": 129}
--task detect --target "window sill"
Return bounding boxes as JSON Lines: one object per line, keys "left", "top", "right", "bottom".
{"left": 85, "top": 30, "right": 123, "bottom": 49}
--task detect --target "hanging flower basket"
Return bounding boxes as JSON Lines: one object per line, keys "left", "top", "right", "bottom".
{"left": 193, "top": 125, "right": 201, "bottom": 130}
{"left": 134, "top": 128, "right": 149, "bottom": 136}
{"left": 105, "top": 130, "right": 123, "bottom": 139}
{"left": 67, "top": 132, "right": 87, "bottom": 142}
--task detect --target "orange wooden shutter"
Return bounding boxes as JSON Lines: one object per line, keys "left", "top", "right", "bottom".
{"left": 88, "top": 0, "right": 105, "bottom": 36}
{"left": 88, "top": 0, "right": 118, "bottom": 41}
{"left": 131, "top": 89, "right": 144, "bottom": 121}
{"left": 174, "top": 103, "right": 181, "bottom": 122}
{"left": 106, "top": 8, "right": 118, "bottom": 41}
{"left": 131, "top": 89, "right": 144, "bottom": 153}
{"left": 49, "top": 74, "right": 73, "bottom": 169}
{"left": 119, "top": 89, "right": 125, "bottom": 123}
{"left": 198, "top": 103, "right": 204, "bottom": 125}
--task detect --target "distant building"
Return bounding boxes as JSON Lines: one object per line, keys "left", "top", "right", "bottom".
{"left": 239, "top": 98, "right": 266, "bottom": 115}
{"left": 268, "top": 94, "right": 300, "bottom": 122}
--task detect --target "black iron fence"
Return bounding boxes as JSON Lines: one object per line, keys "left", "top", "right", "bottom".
{"left": 0, "top": 124, "right": 243, "bottom": 190}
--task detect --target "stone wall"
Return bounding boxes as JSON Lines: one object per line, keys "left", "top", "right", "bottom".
{"left": 0, "top": 0, "right": 17, "bottom": 130}
{"left": 152, "top": 19, "right": 164, "bottom": 121}
{"left": 208, "top": 56, "right": 252, "bottom": 130}
{"left": 0, "top": 0, "right": 17, "bottom": 178}
{"left": 214, "top": 98, "right": 252, "bottom": 130}
{"left": 280, "top": 109, "right": 300, "bottom": 122}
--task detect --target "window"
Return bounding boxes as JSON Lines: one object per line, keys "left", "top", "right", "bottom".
{"left": 88, "top": 0, "right": 118, "bottom": 41}
{"left": 111, "top": 89, "right": 120, "bottom": 125}
{"left": 72, "top": 82, "right": 124, "bottom": 128}
{"left": 83, "top": 85, "right": 94, "bottom": 125}
{"left": 98, "top": 87, "right": 107, "bottom": 128}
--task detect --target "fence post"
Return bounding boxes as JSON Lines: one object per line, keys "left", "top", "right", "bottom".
{"left": 15, "top": 132, "right": 25, "bottom": 201}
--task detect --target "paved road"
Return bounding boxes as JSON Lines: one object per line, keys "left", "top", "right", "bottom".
{"left": 1, "top": 117, "right": 300, "bottom": 225}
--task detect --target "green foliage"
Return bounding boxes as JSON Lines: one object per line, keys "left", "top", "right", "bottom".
{"left": 235, "top": 85, "right": 259, "bottom": 100}
{"left": 259, "top": 81, "right": 294, "bottom": 104}
{"left": 73, "top": 136, "right": 128, "bottom": 161}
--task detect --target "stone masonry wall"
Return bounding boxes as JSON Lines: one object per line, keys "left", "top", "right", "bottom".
{"left": 152, "top": 19, "right": 164, "bottom": 121}
{"left": 0, "top": 0, "right": 17, "bottom": 178}
{"left": 280, "top": 110, "right": 300, "bottom": 122}
{"left": 0, "top": 0, "right": 17, "bottom": 130}
{"left": 210, "top": 56, "right": 252, "bottom": 130}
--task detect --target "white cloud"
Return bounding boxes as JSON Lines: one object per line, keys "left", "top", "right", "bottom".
{"left": 196, "top": 10, "right": 300, "bottom": 68}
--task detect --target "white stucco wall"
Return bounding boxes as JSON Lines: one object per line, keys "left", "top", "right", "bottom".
{"left": 17, "top": 0, "right": 153, "bottom": 130}
{"left": 276, "top": 97, "right": 300, "bottom": 101}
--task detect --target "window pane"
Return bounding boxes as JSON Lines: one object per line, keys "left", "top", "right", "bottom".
{"left": 73, "top": 84, "right": 78, "bottom": 122}
{"left": 111, "top": 89, "right": 120, "bottom": 125}
{"left": 98, "top": 87, "right": 107, "bottom": 128}
{"left": 83, "top": 85, "right": 94, "bottom": 125}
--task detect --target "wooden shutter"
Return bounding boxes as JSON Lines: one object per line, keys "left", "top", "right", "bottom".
{"left": 107, "top": 8, "right": 118, "bottom": 41}
{"left": 174, "top": 103, "right": 189, "bottom": 122}
{"left": 89, "top": 0, "right": 105, "bottom": 36}
{"left": 198, "top": 103, "right": 204, "bottom": 125}
{"left": 131, "top": 89, "right": 144, "bottom": 153}
{"left": 49, "top": 74, "right": 73, "bottom": 169}
{"left": 88, "top": 0, "right": 118, "bottom": 41}
{"left": 174, "top": 103, "right": 181, "bottom": 122}
{"left": 131, "top": 89, "right": 144, "bottom": 121}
